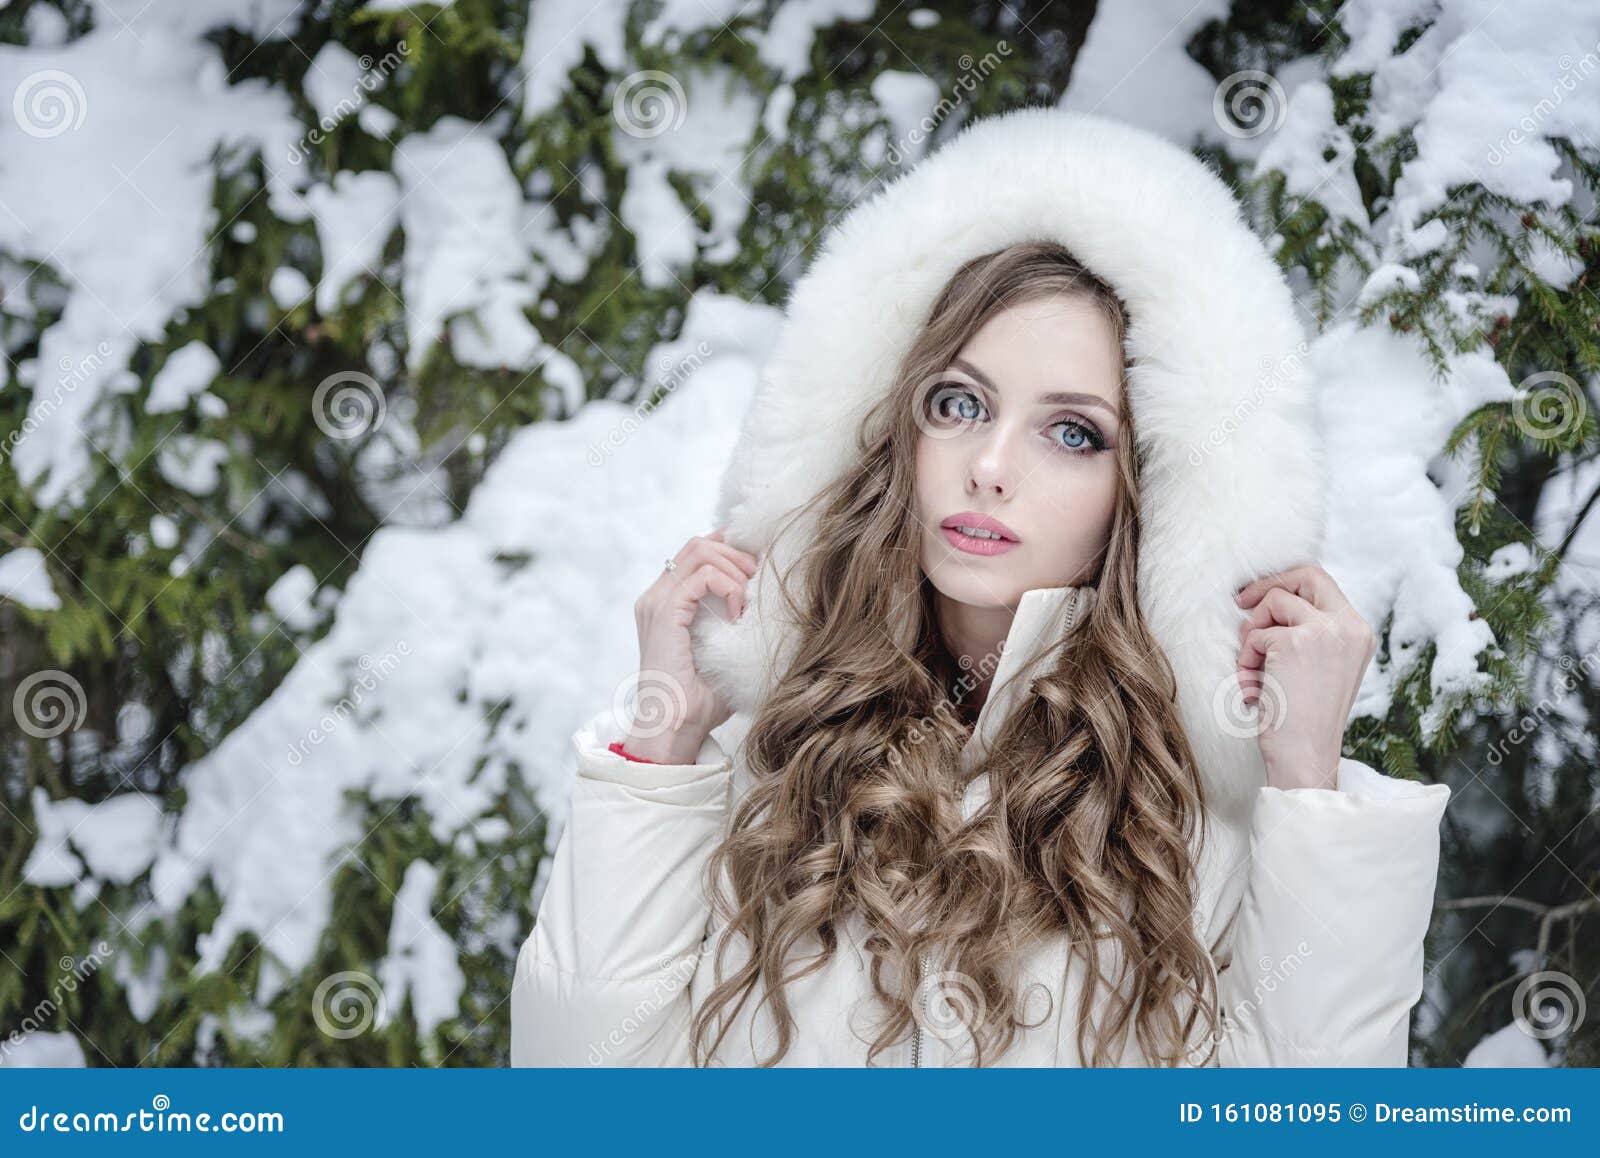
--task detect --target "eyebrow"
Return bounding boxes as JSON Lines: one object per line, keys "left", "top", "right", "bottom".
{"left": 951, "top": 357, "right": 1119, "bottom": 422}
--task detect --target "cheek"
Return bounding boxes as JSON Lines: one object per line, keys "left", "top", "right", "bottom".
{"left": 1037, "top": 465, "right": 1119, "bottom": 548}
{"left": 913, "top": 437, "right": 950, "bottom": 510}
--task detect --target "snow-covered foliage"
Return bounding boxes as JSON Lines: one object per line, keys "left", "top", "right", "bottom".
{"left": 2, "top": 0, "right": 1594, "bottom": 1067}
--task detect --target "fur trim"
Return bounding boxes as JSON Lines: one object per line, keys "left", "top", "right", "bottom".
{"left": 690, "top": 106, "right": 1326, "bottom": 825}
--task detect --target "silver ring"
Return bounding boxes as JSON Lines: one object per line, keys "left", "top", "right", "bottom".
{"left": 664, "top": 558, "right": 678, "bottom": 573}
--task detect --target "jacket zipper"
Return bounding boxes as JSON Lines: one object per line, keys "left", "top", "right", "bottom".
{"left": 913, "top": 590, "right": 1079, "bottom": 1069}
{"left": 911, "top": 948, "right": 931, "bottom": 1067}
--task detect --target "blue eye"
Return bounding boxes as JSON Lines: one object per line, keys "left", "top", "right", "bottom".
{"left": 927, "top": 384, "right": 986, "bottom": 426}
{"left": 1051, "top": 418, "right": 1106, "bottom": 455}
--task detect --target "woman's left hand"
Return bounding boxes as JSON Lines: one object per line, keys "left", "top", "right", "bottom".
{"left": 1233, "top": 563, "right": 1377, "bottom": 791}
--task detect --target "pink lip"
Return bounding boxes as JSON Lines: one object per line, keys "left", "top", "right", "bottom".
{"left": 940, "top": 511, "right": 1021, "bottom": 556}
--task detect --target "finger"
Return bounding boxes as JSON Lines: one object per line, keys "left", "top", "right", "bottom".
{"left": 681, "top": 537, "right": 748, "bottom": 588}
{"left": 1240, "top": 586, "right": 1316, "bottom": 635}
{"left": 1235, "top": 563, "right": 1341, "bottom": 612}
{"left": 704, "top": 538, "right": 759, "bottom": 576}
{"left": 1237, "top": 626, "right": 1293, "bottom": 703}
{"left": 1236, "top": 624, "right": 1288, "bottom": 673}
{"left": 677, "top": 564, "right": 741, "bottom": 623}
{"left": 672, "top": 537, "right": 753, "bottom": 588}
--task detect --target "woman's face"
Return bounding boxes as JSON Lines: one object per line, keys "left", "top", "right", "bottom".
{"left": 914, "top": 293, "right": 1124, "bottom": 610}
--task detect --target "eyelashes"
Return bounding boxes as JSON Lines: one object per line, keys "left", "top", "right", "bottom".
{"left": 923, "top": 382, "right": 1108, "bottom": 456}
{"left": 1049, "top": 417, "right": 1108, "bottom": 454}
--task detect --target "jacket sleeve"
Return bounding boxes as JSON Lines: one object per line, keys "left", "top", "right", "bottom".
{"left": 1209, "top": 756, "right": 1451, "bottom": 1067}
{"left": 510, "top": 705, "right": 734, "bottom": 1067}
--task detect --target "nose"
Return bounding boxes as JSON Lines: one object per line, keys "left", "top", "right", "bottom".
{"left": 965, "top": 432, "right": 1013, "bottom": 498}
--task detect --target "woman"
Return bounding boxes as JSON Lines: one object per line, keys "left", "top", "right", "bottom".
{"left": 511, "top": 108, "right": 1451, "bottom": 1067}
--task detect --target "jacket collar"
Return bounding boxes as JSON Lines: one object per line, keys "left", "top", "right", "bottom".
{"left": 956, "top": 584, "right": 1091, "bottom": 819}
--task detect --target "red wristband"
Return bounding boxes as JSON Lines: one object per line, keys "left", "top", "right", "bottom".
{"left": 608, "top": 739, "right": 667, "bottom": 764}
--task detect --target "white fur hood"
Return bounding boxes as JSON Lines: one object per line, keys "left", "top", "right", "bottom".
{"left": 688, "top": 105, "right": 1326, "bottom": 830}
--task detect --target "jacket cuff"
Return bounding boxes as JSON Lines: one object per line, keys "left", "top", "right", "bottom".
{"left": 1219, "top": 757, "right": 1449, "bottom": 1062}
{"left": 573, "top": 706, "right": 732, "bottom": 789}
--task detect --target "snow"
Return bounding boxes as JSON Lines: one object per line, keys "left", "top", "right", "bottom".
{"left": 142, "top": 289, "right": 782, "bottom": 979}
{"left": 377, "top": 860, "right": 464, "bottom": 1037}
{"left": 1060, "top": 0, "right": 1231, "bottom": 144}
{"left": 0, "top": 0, "right": 309, "bottom": 510}
{"left": 758, "top": 0, "right": 875, "bottom": 82}
{"left": 145, "top": 341, "right": 222, "bottom": 414}
{"left": 303, "top": 42, "right": 366, "bottom": 121}
{"left": 1463, "top": 1022, "right": 1550, "bottom": 1066}
{"left": 1312, "top": 322, "right": 1514, "bottom": 730}
{"left": 1254, "top": 80, "right": 1370, "bottom": 230}
{"left": 0, "top": 547, "right": 60, "bottom": 611}
{"left": 305, "top": 170, "right": 402, "bottom": 316}
{"left": 521, "top": 0, "right": 629, "bottom": 120}
{"left": 871, "top": 71, "right": 942, "bottom": 163}
{"left": 114, "top": 942, "right": 170, "bottom": 1024}
{"left": 1333, "top": 0, "right": 1600, "bottom": 235}
{"left": 3, "top": 0, "right": 1593, "bottom": 1067}
{"left": 156, "top": 435, "right": 230, "bottom": 497}
{"left": 22, "top": 786, "right": 166, "bottom": 888}
{"left": 0, "top": 1031, "right": 86, "bottom": 1068}
{"left": 269, "top": 266, "right": 313, "bottom": 309}
{"left": 642, "top": 0, "right": 750, "bottom": 47}
{"left": 149, "top": 514, "right": 180, "bottom": 550}
{"left": 612, "top": 66, "right": 764, "bottom": 281}
{"left": 265, "top": 563, "right": 321, "bottom": 632}
{"left": 393, "top": 118, "right": 544, "bottom": 369}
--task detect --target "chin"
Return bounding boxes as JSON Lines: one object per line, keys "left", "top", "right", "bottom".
{"left": 922, "top": 557, "right": 1023, "bottom": 609}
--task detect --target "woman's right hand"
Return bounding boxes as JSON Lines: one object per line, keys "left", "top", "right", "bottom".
{"left": 624, "top": 526, "right": 759, "bottom": 763}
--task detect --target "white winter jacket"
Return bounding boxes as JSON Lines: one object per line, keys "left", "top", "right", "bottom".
{"left": 510, "top": 108, "right": 1452, "bottom": 1066}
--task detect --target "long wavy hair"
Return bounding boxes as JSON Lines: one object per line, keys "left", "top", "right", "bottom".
{"left": 688, "top": 240, "right": 1220, "bottom": 1067}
